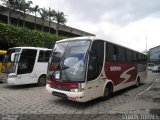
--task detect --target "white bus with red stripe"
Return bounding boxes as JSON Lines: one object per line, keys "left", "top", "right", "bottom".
{"left": 46, "top": 37, "right": 147, "bottom": 102}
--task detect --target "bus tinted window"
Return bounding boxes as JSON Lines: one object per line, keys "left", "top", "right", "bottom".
{"left": 87, "top": 40, "right": 104, "bottom": 81}
{"left": 126, "top": 49, "right": 132, "bottom": 62}
{"left": 106, "top": 43, "right": 117, "bottom": 61}
{"left": 17, "top": 49, "right": 37, "bottom": 75}
{"left": 117, "top": 47, "right": 125, "bottom": 61}
{"left": 38, "top": 50, "right": 51, "bottom": 62}
{"left": 132, "top": 52, "right": 137, "bottom": 62}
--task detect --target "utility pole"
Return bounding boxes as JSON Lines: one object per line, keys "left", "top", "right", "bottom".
{"left": 146, "top": 37, "right": 147, "bottom": 52}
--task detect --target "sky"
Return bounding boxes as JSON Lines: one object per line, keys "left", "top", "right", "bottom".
{"left": 31, "top": 0, "right": 160, "bottom": 52}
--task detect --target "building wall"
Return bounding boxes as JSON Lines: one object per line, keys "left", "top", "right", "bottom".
{"left": 149, "top": 45, "right": 160, "bottom": 64}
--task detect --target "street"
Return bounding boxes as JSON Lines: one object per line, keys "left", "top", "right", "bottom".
{"left": 0, "top": 71, "right": 160, "bottom": 120}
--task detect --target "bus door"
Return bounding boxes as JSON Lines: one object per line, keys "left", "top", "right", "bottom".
{"left": 16, "top": 49, "right": 37, "bottom": 84}
{"left": 86, "top": 40, "right": 105, "bottom": 99}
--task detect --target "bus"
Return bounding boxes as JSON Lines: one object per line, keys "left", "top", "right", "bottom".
{"left": 0, "top": 50, "right": 7, "bottom": 73}
{"left": 0, "top": 50, "right": 7, "bottom": 82}
{"left": 46, "top": 37, "right": 147, "bottom": 102}
{"left": 2, "top": 47, "right": 51, "bottom": 86}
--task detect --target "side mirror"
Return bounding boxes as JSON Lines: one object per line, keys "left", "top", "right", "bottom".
{"left": 11, "top": 53, "right": 20, "bottom": 62}
{"left": 11, "top": 53, "right": 16, "bottom": 62}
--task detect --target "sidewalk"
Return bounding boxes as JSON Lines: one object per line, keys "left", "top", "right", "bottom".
{"left": 108, "top": 72, "right": 160, "bottom": 119}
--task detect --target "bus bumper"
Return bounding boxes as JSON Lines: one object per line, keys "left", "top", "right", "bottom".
{"left": 46, "top": 84, "right": 87, "bottom": 102}
{"left": 0, "top": 73, "right": 7, "bottom": 82}
{"left": 7, "top": 78, "right": 18, "bottom": 85}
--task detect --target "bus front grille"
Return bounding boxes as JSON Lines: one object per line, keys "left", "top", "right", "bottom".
{"left": 51, "top": 85, "right": 70, "bottom": 91}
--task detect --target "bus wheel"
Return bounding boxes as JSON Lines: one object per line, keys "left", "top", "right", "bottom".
{"left": 102, "top": 85, "right": 111, "bottom": 100}
{"left": 135, "top": 77, "right": 140, "bottom": 88}
{"left": 38, "top": 75, "right": 46, "bottom": 86}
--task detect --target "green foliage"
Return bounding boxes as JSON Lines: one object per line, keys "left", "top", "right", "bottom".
{"left": 0, "top": 22, "right": 66, "bottom": 48}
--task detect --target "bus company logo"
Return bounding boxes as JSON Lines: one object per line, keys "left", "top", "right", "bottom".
{"left": 120, "top": 67, "right": 135, "bottom": 84}
{"left": 110, "top": 66, "right": 121, "bottom": 71}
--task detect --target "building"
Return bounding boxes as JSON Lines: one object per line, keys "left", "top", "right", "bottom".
{"left": 0, "top": 6, "right": 95, "bottom": 50}
{"left": 0, "top": 6, "right": 95, "bottom": 37}
{"left": 149, "top": 45, "right": 160, "bottom": 64}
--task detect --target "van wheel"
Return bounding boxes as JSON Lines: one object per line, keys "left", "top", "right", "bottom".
{"left": 38, "top": 75, "right": 46, "bottom": 86}
{"left": 135, "top": 77, "right": 140, "bottom": 88}
{"left": 102, "top": 85, "right": 112, "bottom": 100}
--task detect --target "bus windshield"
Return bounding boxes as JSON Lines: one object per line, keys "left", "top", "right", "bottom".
{"left": 2, "top": 48, "right": 21, "bottom": 73}
{"left": 48, "top": 40, "right": 90, "bottom": 82}
{"left": 8, "top": 53, "right": 20, "bottom": 73}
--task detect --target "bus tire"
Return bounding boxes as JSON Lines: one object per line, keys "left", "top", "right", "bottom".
{"left": 135, "top": 77, "right": 140, "bottom": 88}
{"left": 102, "top": 84, "right": 112, "bottom": 100}
{"left": 38, "top": 75, "right": 46, "bottom": 86}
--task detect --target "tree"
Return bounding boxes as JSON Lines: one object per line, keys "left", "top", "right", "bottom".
{"left": 54, "top": 11, "right": 67, "bottom": 35}
{"left": 30, "top": 5, "right": 40, "bottom": 29}
{"left": 39, "top": 8, "right": 48, "bottom": 31}
{"left": 1, "top": 0, "right": 17, "bottom": 24}
{"left": 48, "top": 8, "right": 55, "bottom": 33}
{"left": 17, "top": 0, "right": 32, "bottom": 27}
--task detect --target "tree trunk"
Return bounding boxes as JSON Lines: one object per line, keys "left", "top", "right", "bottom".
{"left": 41, "top": 19, "right": 44, "bottom": 31}
{"left": 23, "top": 13, "right": 26, "bottom": 27}
{"left": 49, "top": 19, "right": 51, "bottom": 33}
{"left": 17, "top": 13, "right": 20, "bottom": 27}
{"left": 56, "top": 24, "right": 59, "bottom": 35}
{"left": 8, "top": 10, "right": 11, "bottom": 24}
{"left": 34, "top": 13, "right": 37, "bottom": 29}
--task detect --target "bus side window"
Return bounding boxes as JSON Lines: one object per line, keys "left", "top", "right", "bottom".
{"left": 117, "top": 47, "right": 125, "bottom": 62}
{"left": 106, "top": 43, "right": 117, "bottom": 61}
{"left": 132, "top": 52, "right": 137, "bottom": 63}
{"left": 126, "top": 49, "right": 132, "bottom": 62}
{"left": 17, "top": 49, "right": 37, "bottom": 75}
{"left": 38, "top": 50, "right": 51, "bottom": 62}
{"left": 87, "top": 40, "right": 104, "bottom": 81}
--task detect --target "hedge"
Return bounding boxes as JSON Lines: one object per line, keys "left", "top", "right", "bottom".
{"left": 0, "top": 22, "right": 66, "bottom": 49}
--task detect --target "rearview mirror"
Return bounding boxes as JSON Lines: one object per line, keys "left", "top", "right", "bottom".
{"left": 11, "top": 53, "right": 20, "bottom": 62}
{"left": 11, "top": 53, "right": 15, "bottom": 62}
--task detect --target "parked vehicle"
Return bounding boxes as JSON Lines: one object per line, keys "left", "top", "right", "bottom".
{"left": 0, "top": 50, "right": 6, "bottom": 73}
{"left": 46, "top": 36, "right": 147, "bottom": 102}
{"left": 152, "top": 65, "right": 160, "bottom": 73}
{"left": 147, "top": 63, "right": 155, "bottom": 71}
{"left": 1, "top": 47, "right": 51, "bottom": 86}
{"left": 0, "top": 50, "right": 7, "bottom": 82}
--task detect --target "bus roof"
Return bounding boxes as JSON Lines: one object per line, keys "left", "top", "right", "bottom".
{"left": 8, "top": 47, "right": 51, "bottom": 51}
{"left": 56, "top": 36, "right": 146, "bottom": 55}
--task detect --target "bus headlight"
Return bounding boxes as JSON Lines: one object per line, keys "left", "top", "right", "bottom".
{"left": 70, "top": 89, "right": 79, "bottom": 92}
{"left": 70, "top": 88, "right": 84, "bottom": 92}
